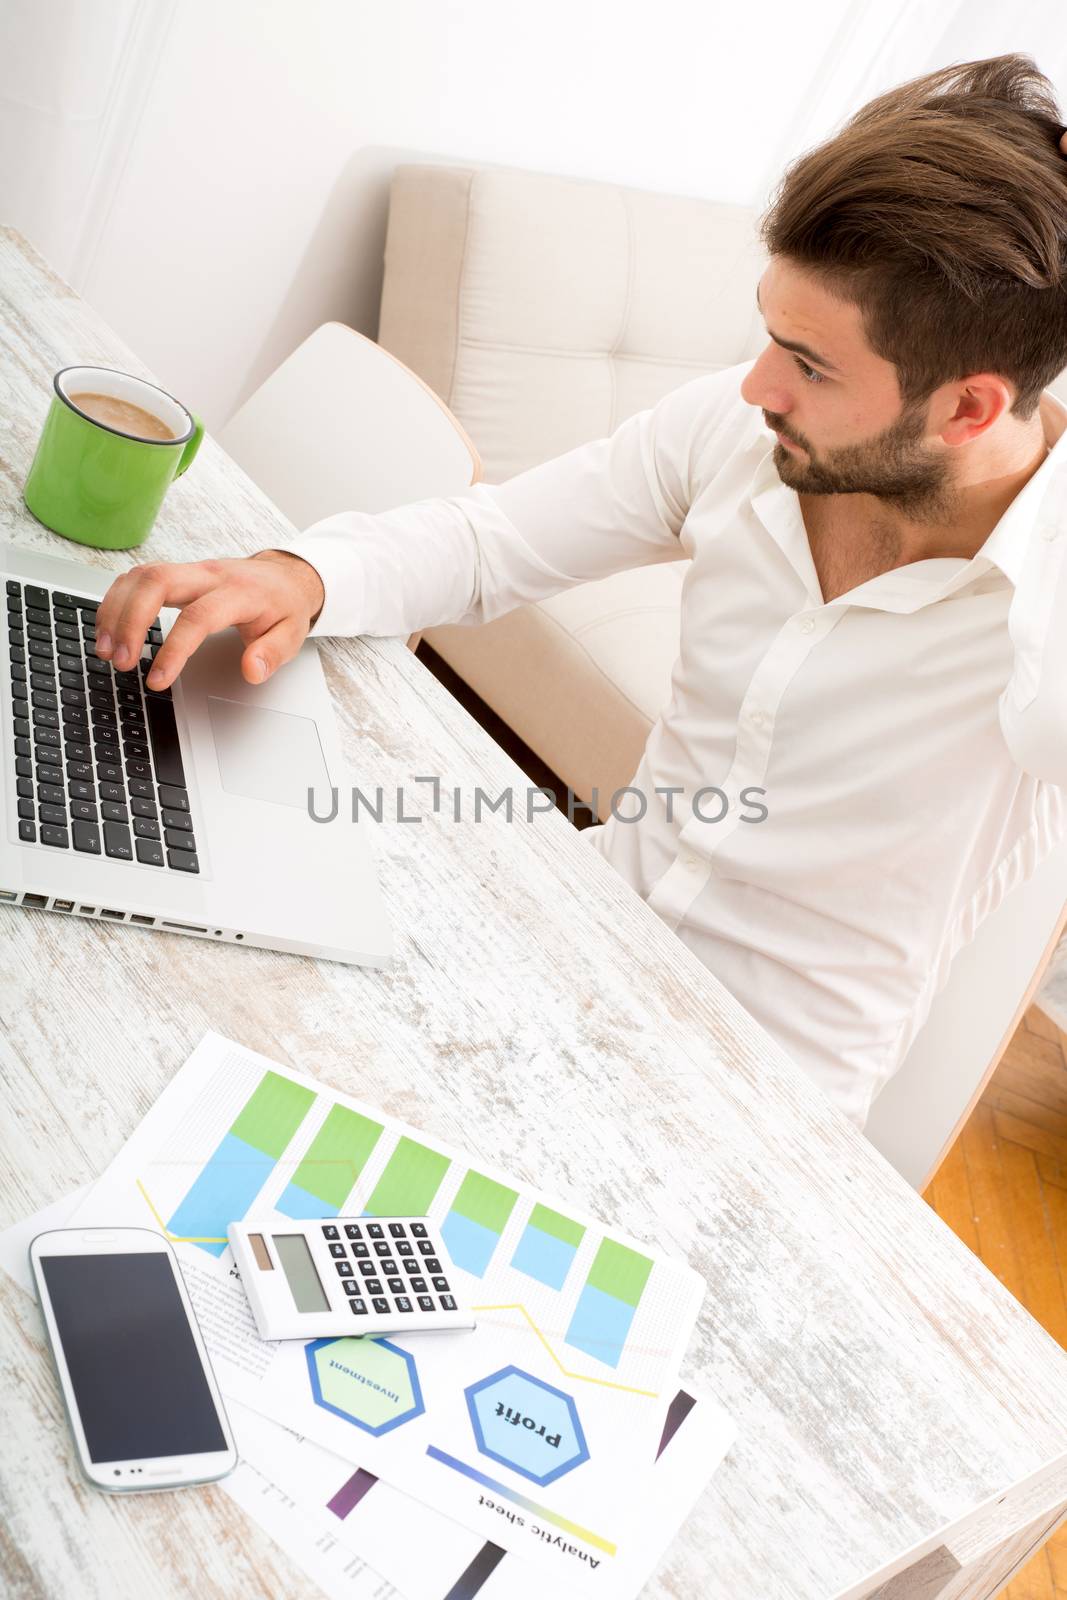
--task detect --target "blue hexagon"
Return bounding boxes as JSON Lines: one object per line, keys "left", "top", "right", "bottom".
{"left": 465, "top": 1365, "right": 589, "bottom": 1485}
{"left": 306, "top": 1337, "right": 424, "bottom": 1435}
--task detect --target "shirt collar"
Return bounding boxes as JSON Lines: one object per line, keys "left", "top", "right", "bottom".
{"left": 746, "top": 387, "right": 1067, "bottom": 612}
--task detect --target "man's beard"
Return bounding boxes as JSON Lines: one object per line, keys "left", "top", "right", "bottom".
{"left": 765, "top": 401, "right": 956, "bottom": 522}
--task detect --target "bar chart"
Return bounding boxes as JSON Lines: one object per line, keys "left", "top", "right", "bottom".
{"left": 167, "top": 1070, "right": 316, "bottom": 1255}
{"left": 277, "top": 1104, "right": 384, "bottom": 1218}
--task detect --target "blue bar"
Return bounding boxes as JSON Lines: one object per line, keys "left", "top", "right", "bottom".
{"left": 441, "top": 1211, "right": 499, "bottom": 1277}
{"left": 510, "top": 1224, "right": 577, "bottom": 1290}
{"left": 564, "top": 1283, "right": 635, "bottom": 1369}
{"left": 276, "top": 1182, "right": 340, "bottom": 1220}
{"left": 167, "top": 1131, "right": 276, "bottom": 1257}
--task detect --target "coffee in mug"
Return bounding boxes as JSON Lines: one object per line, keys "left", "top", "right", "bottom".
{"left": 68, "top": 390, "right": 176, "bottom": 442}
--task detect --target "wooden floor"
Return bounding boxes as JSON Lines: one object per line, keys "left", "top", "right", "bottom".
{"left": 924, "top": 1004, "right": 1067, "bottom": 1597}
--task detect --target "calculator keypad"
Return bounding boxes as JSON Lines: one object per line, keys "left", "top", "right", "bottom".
{"left": 317, "top": 1217, "right": 458, "bottom": 1318}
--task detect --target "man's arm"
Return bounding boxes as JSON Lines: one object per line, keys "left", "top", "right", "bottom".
{"left": 1000, "top": 517, "right": 1067, "bottom": 787}
{"left": 94, "top": 365, "right": 743, "bottom": 689}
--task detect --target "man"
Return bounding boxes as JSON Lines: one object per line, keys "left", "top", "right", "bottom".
{"left": 95, "top": 55, "right": 1067, "bottom": 1128}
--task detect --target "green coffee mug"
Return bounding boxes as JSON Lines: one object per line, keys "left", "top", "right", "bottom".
{"left": 23, "top": 364, "right": 204, "bottom": 550}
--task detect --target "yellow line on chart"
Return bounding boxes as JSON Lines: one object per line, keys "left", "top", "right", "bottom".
{"left": 136, "top": 1179, "right": 228, "bottom": 1244}
{"left": 472, "top": 1302, "right": 658, "bottom": 1398}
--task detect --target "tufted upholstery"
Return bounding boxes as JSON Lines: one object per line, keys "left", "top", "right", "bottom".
{"left": 377, "top": 163, "right": 767, "bottom": 813}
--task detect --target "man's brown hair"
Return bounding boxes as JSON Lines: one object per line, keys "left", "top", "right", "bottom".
{"left": 760, "top": 55, "right": 1067, "bottom": 420}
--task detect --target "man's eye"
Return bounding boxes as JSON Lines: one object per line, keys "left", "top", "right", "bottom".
{"left": 794, "top": 355, "right": 824, "bottom": 385}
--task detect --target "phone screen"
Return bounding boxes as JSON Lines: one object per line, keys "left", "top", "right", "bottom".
{"left": 40, "top": 1252, "right": 227, "bottom": 1463}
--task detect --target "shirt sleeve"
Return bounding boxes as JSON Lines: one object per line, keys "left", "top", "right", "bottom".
{"left": 999, "top": 511, "right": 1067, "bottom": 787}
{"left": 278, "top": 365, "right": 747, "bottom": 640}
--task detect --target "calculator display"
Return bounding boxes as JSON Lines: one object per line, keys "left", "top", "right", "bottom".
{"left": 272, "top": 1233, "right": 330, "bottom": 1313}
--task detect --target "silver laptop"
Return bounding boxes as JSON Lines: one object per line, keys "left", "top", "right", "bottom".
{"left": 1, "top": 540, "right": 393, "bottom": 966}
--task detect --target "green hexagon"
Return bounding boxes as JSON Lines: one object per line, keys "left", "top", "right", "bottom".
{"left": 306, "top": 1337, "right": 425, "bottom": 1434}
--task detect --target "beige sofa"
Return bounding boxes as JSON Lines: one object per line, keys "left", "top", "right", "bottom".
{"left": 377, "top": 163, "right": 767, "bottom": 817}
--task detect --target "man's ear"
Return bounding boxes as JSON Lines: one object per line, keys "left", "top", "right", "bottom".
{"left": 938, "top": 376, "right": 1014, "bottom": 446}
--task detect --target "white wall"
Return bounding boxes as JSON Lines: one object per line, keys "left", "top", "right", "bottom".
{"left": 2, "top": 0, "right": 1065, "bottom": 432}
{"left": 2, "top": 0, "right": 860, "bottom": 429}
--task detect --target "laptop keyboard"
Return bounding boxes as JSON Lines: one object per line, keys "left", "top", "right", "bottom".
{"left": 6, "top": 579, "right": 200, "bottom": 873}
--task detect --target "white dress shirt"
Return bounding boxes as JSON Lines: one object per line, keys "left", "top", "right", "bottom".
{"left": 289, "top": 363, "right": 1067, "bottom": 1128}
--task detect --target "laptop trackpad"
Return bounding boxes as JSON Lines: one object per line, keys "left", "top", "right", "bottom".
{"left": 207, "top": 696, "right": 330, "bottom": 810}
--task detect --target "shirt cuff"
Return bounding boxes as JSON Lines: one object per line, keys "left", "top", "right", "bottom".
{"left": 269, "top": 514, "right": 374, "bottom": 639}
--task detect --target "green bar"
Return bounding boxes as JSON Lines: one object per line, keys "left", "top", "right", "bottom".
{"left": 230, "top": 1072, "right": 316, "bottom": 1159}
{"left": 529, "top": 1203, "right": 585, "bottom": 1250}
{"left": 365, "top": 1136, "right": 451, "bottom": 1217}
{"left": 586, "top": 1238, "right": 654, "bottom": 1308}
{"left": 452, "top": 1171, "right": 518, "bottom": 1234}
{"left": 290, "top": 1105, "right": 384, "bottom": 1209}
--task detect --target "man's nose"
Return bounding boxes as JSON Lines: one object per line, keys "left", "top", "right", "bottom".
{"left": 740, "top": 347, "right": 792, "bottom": 415}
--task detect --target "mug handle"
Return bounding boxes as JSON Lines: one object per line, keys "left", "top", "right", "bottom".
{"left": 175, "top": 413, "right": 204, "bottom": 478}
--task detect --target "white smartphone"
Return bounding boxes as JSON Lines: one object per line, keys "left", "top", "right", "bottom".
{"left": 29, "top": 1226, "right": 238, "bottom": 1492}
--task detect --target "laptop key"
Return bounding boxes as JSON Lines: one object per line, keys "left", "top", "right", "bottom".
{"left": 66, "top": 743, "right": 92, "bottom": 765}
{"left": 146, "top": 700, "right": 186, "bottom": 788}
{"left": 131, "top": 796, "right": 157, "bottom": 819}
{"left": 135, "top": 838, "right": 164, "bottom": 867}
{"left": 10, "top": 661, "right": 27, "bottom": 682}
{"left": 14, "top": 737, "right": 30, "bottom": 759}
{"left": 14, "top": 716, "right": 30, "bottom": 739}
{"left": 164, "top": 828, "right": 196, "bottom": 852}
{"left": 18, "top": 819, "right": 35, "bottom": 842}
{"left": 161, "top": 808, "right": 191, "bottom": 830}
{"left": 35, "top": 728, "right": 61, "bottom": 750}
{"left": 134, "top": 817, "right": 160, "bottom": 839}
{"left": 101, "top": 800, "right": 128, "bottom": 823}
{"left": 39, "top": 805, "right": 67, "bottom": 826}
{"left": 38, "top": 783, "right": 64, "bottom": 806}
{"left": 24, "top": 586, "right": 48, "bottom": 610}
{"left": 125, "top": 758, "right": 151, "bottom": 780}
{"left": 40, "top": 825, "right": 68, "bottom": 849}
{"left": 67, "top": 762, "right": 94, "bottom": 783}
{"left": 103, "top": 820, "right": 133, "bottom": 860}
{"left": 128, "top": 777, "right": 153, "bottom": 800}
{"left": 17, "top": 798, "right": 34, "bottom": 820}
{"left": 168, "top": 850, "right": 199, "bottom": 873}
{"left": 158, "top": 783, "right": 190, "bottom": 812}
{"left": 15, "top": 758, "right": 30, "bottom": 779}
{"left": 72, "top": 819, "right": 101, "bottom": 855}
{"left": 68, "top": 780, "right": 95, "bottom": 801}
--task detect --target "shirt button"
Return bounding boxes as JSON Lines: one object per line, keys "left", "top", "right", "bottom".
{"left": 799, "top": 617, "right": 816, "bottom": 633}
{"left": 1041, "top": 523, "right": 1059, "bottom": 542}
{"left": 750, "top": 709, "right": 767, "bottom": 728}
{"left": 680, "top": 848, "right": 702, "bottom": 870}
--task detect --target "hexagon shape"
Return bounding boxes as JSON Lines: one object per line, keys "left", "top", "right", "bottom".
{"left": 306, "top": 1337, "right": 424, "bottom": 1435}
{"left": 465, "top": 1365, "right": 589, "bottom": 1485}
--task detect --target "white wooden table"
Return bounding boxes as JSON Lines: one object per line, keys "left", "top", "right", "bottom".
{"left": 4, "top": 225, "right": 1067, "bottom": 1600}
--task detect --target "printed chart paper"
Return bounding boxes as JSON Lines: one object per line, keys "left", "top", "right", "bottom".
{"left": 229, "top": 1384, "right": 734, "bottom": 1600}
{"left": 64, "top": 1032, "right": 709, "bottom": 1587}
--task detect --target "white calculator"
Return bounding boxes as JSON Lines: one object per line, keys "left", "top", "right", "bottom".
{"left": 228, "top": 1216, "right": 476, "bottom": 1341}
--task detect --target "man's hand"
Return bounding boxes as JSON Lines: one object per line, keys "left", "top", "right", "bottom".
{"left": 93, "top": 550, "right": 326, "bottom": 692}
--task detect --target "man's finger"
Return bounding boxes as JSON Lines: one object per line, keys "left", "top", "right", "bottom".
{"left": 145, "top": 589, "right": 254, "bottom": 689}
{"left": 97, "top": 562, "right": 226, "bottom": 667}
{"left": 239, "top": 614, "right": 309, "bottom": 684}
